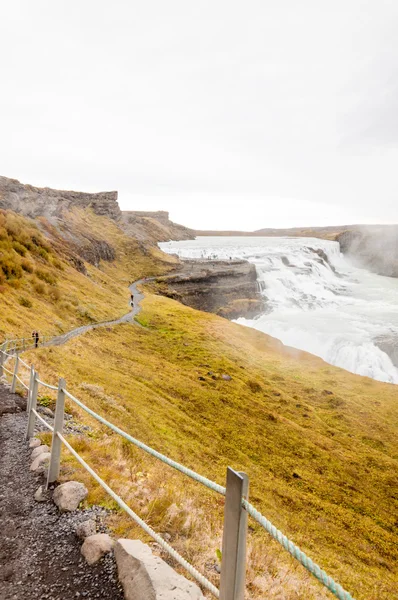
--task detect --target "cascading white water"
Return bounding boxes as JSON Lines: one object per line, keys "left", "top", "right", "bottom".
{"left": 159, "top": 236, "right": 398, "bottom": 385}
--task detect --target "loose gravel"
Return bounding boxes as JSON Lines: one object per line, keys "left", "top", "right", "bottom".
{"left": 0, "top": 382, "right": 124, "bottom": 600}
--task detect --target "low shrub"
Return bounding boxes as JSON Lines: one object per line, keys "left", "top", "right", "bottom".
{"left": 19, "top": 296, "right": 33, "bottom": 308}
{"left": 35, "top": 269, "right": 57, "bottom": 285}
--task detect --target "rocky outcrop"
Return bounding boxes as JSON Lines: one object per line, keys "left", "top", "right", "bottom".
{"left": 122, "top": 210, "right": 194, "bottom": 243}
{"left": 154, "top": 259, "right": 265, "bottom": 319}
{"left": 337, "top": 227, "right": 398, "bottom": 278}
{"left": 0, "top": 176, "right": 121, "bottom": 221}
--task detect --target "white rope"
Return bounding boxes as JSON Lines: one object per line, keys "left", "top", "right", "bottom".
{"left": 58, "top": 433, "right": 219, "bottom": 597}
{"left": 63, "top": 389, "right": 226, "bottom": 496}
{"left": 36, "top": 379, "right": 58, "bottom": 391}
{"left": 31, "top": 409, "right": 54, "bottom": 432}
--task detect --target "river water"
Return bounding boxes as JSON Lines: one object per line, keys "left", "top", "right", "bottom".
{"left": 159, "top": 237, "right": 398, "bottom": 385}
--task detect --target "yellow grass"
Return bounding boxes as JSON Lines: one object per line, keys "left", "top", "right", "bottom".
{"left": 25, "top": 293, "right": 398, "bottom": 600}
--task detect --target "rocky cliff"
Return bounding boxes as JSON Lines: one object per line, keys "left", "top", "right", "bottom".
{"left": 337, "top": 227, "right": 398, "bottom": 278}
{"left": 153, "top": 259, "right": 265, "bottom": 319}
{"left": 0, "top": 176, "right": 121, "bottom": 221}
{"left": 122, "top": 210, "right": 194, "bottom": 243}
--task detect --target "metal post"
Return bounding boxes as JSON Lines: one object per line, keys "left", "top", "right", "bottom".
{"left": 26, "top": 369, "right": 39, "bottom": 439}
{"left": 25, "top": 366, "right": 35, "bottom": 440}
{"left": 0, "top": 347, "right": 4, "bottom": 378}
{"left": 219, "top": 468, "right": 249, "bottom": 600}
{"left": 47, "top": 378, "right": 66, "bottom": 487}
{"left": 11, "top": 354, "right": 19, "bottom": 393}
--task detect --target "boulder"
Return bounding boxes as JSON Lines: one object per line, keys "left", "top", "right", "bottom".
{"left": 75, "top": 519, "right": 96, "bottom": 540}
{"left": 34, "top": 485, "right": 48, "bottom": 502}
{"left": 81, "top": 533, "right": 114, "bottom": 565}
{"left": 31, "top": 445, "right": 50, "bottom": 460}
{"left": 114, "top": 539, "right": 204, "bottom": 600}
{"left": 53, "top": 481, "right": 88, "bottom": 512}
{"left": 29, "top": 438, "right": 41, "bottom": 448}
{"left": 30, "top": 452, "right": 51, "bottom": 472}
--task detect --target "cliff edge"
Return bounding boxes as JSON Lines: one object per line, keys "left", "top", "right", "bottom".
{"left": 0, "top": 176, "right": 121, "bottom": 221}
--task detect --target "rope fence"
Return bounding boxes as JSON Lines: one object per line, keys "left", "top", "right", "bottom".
{"left": 0, "top": 337, "right": 356, "bottom": 600}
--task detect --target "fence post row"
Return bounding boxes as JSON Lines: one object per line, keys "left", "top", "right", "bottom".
{"left": 26, "top": 368, "right": 39, "bottom": 440}
{"left": 0, "top": 343, "right": 5, "bottom": 377}
{"left": 219, "top": 468, "right": 249, "bottom": 600}
{"left": 46, "top": 377, "right": 66, "bottom": 488}
{"left": 10, "top": 353, "right": 19, "bottom": 394}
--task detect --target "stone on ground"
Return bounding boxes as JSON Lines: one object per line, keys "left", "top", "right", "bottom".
{"left": 29, "top": 438, "right": 41, "bottom": 448}
{"left": 34, "top": 485, "right": 48, "bottom": 502}
{"left": 31, "top": 444, "right": 49, "bottom": 460}
{"left": 75, "top": 519, "right": 96, "bottom": 540}
{"left": 114, "top": 539, "right": 204, "bottom": 600}
{"left": 53, "top": 481, "right": 88, "bottom": 512}
{"left": 81, "top": 533, "right": 114, "bottom": 565}
{"left": 30, "top": 452, "right": 51, "bottom": 472}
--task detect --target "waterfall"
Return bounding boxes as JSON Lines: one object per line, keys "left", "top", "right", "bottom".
{"left": 160, "top": 236, "right": 398, "bottom": 384}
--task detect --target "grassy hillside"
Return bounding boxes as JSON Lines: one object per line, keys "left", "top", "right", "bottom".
{"left": 23, "top": 293, "right": 398, "bottom": 600}
{"left": 0, "top": 208, "right": 175, "bottom": 339}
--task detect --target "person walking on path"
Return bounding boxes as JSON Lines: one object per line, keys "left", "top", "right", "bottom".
{"left": 130, "top": 294, "right": 134, "bottom": 307}
{"left": 32, "top": 331, "right": 39, "bottom": 348}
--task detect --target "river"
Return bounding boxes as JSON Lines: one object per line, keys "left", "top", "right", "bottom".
{"left": 159, "top": 236, "right": 398, "bottom": 385}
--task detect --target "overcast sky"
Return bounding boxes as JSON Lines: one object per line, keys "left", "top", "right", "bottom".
{"left": 1, "top": 1, "right": 397, "bottom": 230}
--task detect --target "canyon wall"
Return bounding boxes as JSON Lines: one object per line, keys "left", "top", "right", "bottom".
{"left": 153, "top": 259, "right": 265, "bottom": 320}
{"left": 337, "top": 227, "right": 398, "bottom": 278}
{"left": 0, "top": 176, "right": 121, "bottom": 221}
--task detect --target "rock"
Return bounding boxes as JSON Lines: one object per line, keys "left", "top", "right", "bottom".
{"left": 155, "top": 259, "right": 265, "bottom": 320}
{"left": 75, "top": 519, "right": 96, "bottom": 540}
{"left": 81, "top": 534, "right": 114, "bottom": 565}
{"left": 34, "top": 485, "right": 48, "bottom": 502}
{"left": 30, "top": 452, "right": 51, "bottom": 472}
{"left": 114, "top": 539, "right": 205, "bottom": 600}
{"left": 29, "top": 438, "right": 41, "bottom": 448}
{"left": 31, "top": 445, "right": 50, "bottom": 460}
{"left": 221, "top": 374, "right": 232, "bottom": 381}
{"left": 37, "top": 406, "right": 54, "bottom": 418}
{"left": 0, "top": 176, "right": 121, "bottom": 221}
{"left": 53, "top": 481, "right": 88, "bottom": 512}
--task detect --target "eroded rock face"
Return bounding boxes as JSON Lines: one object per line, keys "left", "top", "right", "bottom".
{"left": 122, "top": 211, "right": 194, "bottom": 243}
{"left": 0, "top": 176, "right": 121, "bottom": 221}
{"left": 337, "top": 227, "right": 398, "bottom": 278}
{"left": 154, "top": 259, "right": 265, "bottom": 320}
{"left": 114, "top": 539, "right": 204, "bottom": 600}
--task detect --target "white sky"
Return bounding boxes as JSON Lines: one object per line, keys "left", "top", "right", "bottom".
{"left": 1, "top": 1, "right": 397, "bottom": 230}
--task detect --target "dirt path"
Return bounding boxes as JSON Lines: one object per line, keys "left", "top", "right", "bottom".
{"left": 46, "top": 278, "right": 148, "bottom": 347}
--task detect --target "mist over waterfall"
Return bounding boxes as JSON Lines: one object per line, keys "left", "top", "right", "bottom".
{"left": 160, "top": 237, "right": 398, "bottom": 384}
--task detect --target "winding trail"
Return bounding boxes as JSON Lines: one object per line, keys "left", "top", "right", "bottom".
{"left": 45, "top": 278, "right": 148, "bottom": 347}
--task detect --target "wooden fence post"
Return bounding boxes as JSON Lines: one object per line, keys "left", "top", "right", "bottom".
{"left": 0, "top": 345, "right": 5, "bottom": 378}
{"left": 26, "top": 369, "right": 39, "bottom": 439}
{"left": 46, "top": 378, "right": 66, "bottom": 488}
{"left": 219, "top": 468, "right": 249, "bottom": 600}
{"left": 25, "top": 366, "right": 35, "bottom": 440}
{"left": 11, "top": 354, "right": 19, "bottom": 393}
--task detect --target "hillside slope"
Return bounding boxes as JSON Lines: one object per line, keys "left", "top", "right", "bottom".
{"left": 0, "top": 207, "right": 175, "bottom": 339}
{"left": 24, "top": 294, "right": 398, "bottom": 600}
{"left": 1, "top": 197, "right": 397, "bottom": 599}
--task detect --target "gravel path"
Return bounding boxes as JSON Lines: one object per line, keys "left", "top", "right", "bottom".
{"left": 0, "top": 382, "right": 125, "bottom": 600}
